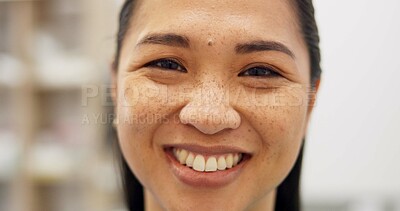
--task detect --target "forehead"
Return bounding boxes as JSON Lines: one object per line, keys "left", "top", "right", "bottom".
{"left": 131, "top": 0, "right": 299, "bottom": 41}
{"left": 121, "top": 0, "right": 309, "bottom": 78}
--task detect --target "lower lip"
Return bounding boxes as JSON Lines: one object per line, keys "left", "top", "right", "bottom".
{"left": 165, "top": 149, "right": 248, "bottom": 188}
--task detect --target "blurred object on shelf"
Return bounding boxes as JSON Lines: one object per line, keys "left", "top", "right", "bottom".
{"left": 28, "top": 137, "right": 74, "bottom": 183}
{"left": 0, "top": 132, "right": 20, "bottom": 182}
{"left": 33, "top": 32, "right": 96, "bottom": 90}
{"left": 0, "top": 54, "right": 25, "bottom": 87}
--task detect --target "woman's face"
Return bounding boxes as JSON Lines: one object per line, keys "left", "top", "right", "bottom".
{"left": 113, "top": 0, "right": 313, "bottom": 210}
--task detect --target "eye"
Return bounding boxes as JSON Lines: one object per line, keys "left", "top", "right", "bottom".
{"left": 144, "top": 59, "right": 187, "bottom": 72}
{"left": 238, "top": 66, "right": 280, "bottom": 78}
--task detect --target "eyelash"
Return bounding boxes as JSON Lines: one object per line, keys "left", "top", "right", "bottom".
{"left": 144, "top": 58, "right": 187, "bottom": 72}
{"left": 238, "top": 66, "right": 280, "bottom": 78}
{"left": 144, "top": 58, "right": 280, "bottom": 78}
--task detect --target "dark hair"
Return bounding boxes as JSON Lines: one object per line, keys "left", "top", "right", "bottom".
{"left": 113, "top": 1, "right": 321, "bottom": 211}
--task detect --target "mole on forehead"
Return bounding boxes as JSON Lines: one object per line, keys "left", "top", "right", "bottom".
{"left": 207, "top": 39, "right": 214, "bottom": 46}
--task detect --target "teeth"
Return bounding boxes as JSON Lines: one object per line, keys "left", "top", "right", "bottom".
{"left": 226, "top": 154, "right": 233, "bottom": 168}
{"left": 178, "top": 149, "right": 188, "bottom": 164}
{"left": 233, "top": 154, "right": 239, "bottom": 166}
{"left": 172, "top": 148, "right": 243, "bottom": 172}
{"left": 205, "top": 157, "right": 218, "bottom": 172}
{"left": 217, "top": 156, "right": 227, "bottom": 170}
{"left": 193, "top": 155, "right": 205, "bottom": 172}
{"left": 185, "top": 152, "right": 194, "bottom": 167}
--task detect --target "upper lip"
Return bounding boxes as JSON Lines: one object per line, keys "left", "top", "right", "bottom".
{"left": 164, "top": 143, "right": 251, "bottom": 155}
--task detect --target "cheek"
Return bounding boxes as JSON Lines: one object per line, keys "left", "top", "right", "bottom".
{"left": 116, "top": 77, "right": 185, "bottom": 187}
{"left": 238, "top": 88, "right": 308, "bottom": 188}
{"left": 262, "top": 104, "right": 306, "bottom": 147}
{"left": 116, "top": 78, "right": 164, "bottom": 183}
{"left": 117, "top": 77, "right": 175, "bottom": 132}
{"left": 236, "top": 86, "right": 308, "bottom": 145}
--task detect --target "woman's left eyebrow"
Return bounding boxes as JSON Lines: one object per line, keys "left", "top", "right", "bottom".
{"left": 235, "top": 40, "right": 295, "bottom": 59}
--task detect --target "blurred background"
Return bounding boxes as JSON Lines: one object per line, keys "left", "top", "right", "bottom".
{"left": 303, "top": 1, "right": 400, "bottom": 211}
{"left": 0, "top": 0, "right": 123, "bottom": 210}
{"left": 0, "top": 0, "right": 399, "bottom": 211}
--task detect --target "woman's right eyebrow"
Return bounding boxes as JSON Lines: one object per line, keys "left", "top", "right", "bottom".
{"left": 136, "top": 33, "right": 191, "bottom": 48}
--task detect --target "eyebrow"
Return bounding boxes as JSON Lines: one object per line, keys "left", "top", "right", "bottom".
{"left": 235, "top": 40, "right": 295, "bottom": 58}
{"left": 137, "top": 33, "right": 190, "bottom": 48}
{"left": 137, "top": 33, "right": 295, "bottom": 58}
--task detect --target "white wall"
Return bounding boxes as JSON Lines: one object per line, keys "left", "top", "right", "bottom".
{"left": 303, "top": 0, "right": 400, "bottom": 201}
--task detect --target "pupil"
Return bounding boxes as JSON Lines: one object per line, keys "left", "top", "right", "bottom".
{"left": 250, "top": 67, "right": 267, "bottom": 76}
{"left": 162, "top": 60, "right": 177, "bottom": 69}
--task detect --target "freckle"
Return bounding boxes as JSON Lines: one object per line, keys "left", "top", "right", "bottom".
{"left": 248, "top": 129, "right": 251, "bottom": 133}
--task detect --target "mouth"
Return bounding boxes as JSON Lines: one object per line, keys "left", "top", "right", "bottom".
{"left": 172, "top": 148, "right": 244, "bottom": 172}
{"left": 164, "top": 145, "right": 251, "bottom": 187}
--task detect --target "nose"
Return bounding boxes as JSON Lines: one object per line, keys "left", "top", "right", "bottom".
{"left": 179, "top": 104, "right": 241, "bottom": 134}
{"left": 179, "top": 83, "right": 241, "bottom": 135}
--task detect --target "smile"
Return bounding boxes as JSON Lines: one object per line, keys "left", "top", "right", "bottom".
{"left": 164, "top": 145, "right": 251, "bottom": 187}
{"left": 172, "top": 148, "right": 243, "bottom": 172}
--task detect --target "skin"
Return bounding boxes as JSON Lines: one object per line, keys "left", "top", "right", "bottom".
{"left": 112, "top": 0, "right": 318, "bottom": 210}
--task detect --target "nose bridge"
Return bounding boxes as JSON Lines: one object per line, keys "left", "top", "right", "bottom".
{"left": 196, "top": 78, "right": 227, "bottom": 106}
{"left": 179, "top": 77, "right": 241, "bottom": 135}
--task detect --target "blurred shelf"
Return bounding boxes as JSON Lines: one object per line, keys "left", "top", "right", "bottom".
{"left": 1, "top": 0, "right": 123, "bottom": 210}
